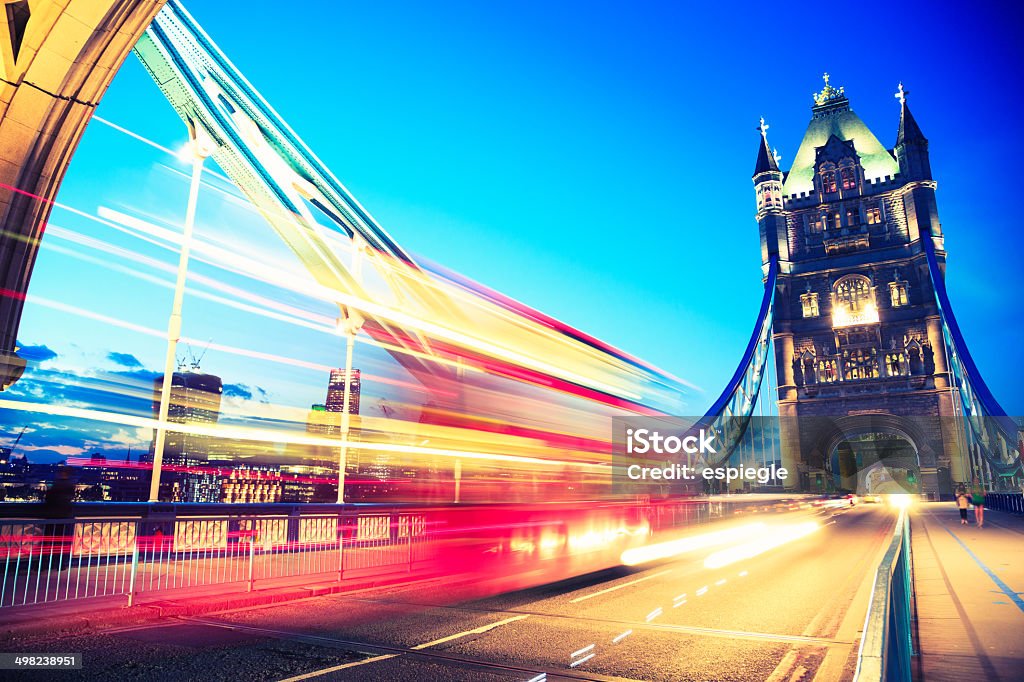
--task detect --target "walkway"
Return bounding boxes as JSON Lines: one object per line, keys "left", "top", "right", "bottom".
{"left": 911, "top": 501, "right": 1024, "bottom": 681}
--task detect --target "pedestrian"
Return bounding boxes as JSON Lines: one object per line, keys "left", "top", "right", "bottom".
{"left": 971, "top": 482, "right": 985, "bottom": 528}
{"left": 956, "top": 489, "right": 969, "bottom": 525}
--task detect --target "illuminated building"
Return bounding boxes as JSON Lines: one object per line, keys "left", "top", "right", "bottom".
{"left": 756, "top": 76, "right": 963, "bottom": 495}
{"left": 325, "top": 368, "right": 360, "bottom": 415}
{"left": 220, "top": 465, "right": 282, "bottom": 504}
{"left": 142, "top": 370, "right": 223, "bottom": 502}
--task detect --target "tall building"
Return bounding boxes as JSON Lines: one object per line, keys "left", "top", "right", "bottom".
{"left": 754, "top": 76, "right": 963, "bottom": 496}
{"left": 143, "top": 370, "right": 223, "bottom": 502}
{"left": 325, "top": 368, "right": 360, "bottom": 415}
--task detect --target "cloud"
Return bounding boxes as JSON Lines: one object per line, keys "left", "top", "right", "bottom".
{"left": 107, "top": 352, "right": 143, "bottom": 369}
{"left": 223, "top": 383, "right": 253, "bottom": 400}
{"left": 17, "top": 342, "right": 58, "bottom": 363}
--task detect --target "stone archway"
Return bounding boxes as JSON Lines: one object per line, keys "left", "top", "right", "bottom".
{"left": 0, "top": 0, "right": 167, "bottom": 389}
{"left": 792, "top": 413, "right": 937, "bottom": 494}
{"left": 827, "top": 429, "right": 920, "bottom": 494}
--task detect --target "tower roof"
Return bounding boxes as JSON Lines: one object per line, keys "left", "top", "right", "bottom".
{"left": 753, "top": 117, "right": 780, "bottom": 176}
{"left": 895, "top": 83, "right": 926, "bottom": 145}
{"left": 781, "top": 75, "right": 900, "bottom": 196}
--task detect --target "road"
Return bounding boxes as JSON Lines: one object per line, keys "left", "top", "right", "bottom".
{"left": 7, "top": 504, "right": 896, "bottom": 681}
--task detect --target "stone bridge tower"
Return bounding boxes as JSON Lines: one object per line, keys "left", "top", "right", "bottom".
{"left": 753, "top": 76, "right": 963, "bottom": 496}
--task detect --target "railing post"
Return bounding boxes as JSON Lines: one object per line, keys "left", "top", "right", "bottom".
{"left": 247, "top": 534, "right": 255, "bottom": 593}
{"left": 407, "top": 521, "right": 414, "bottom": 573}
{"left": 126, "top": 535, "right": 139, "bottom": 607}
{"left": 337, "top": 513, "right": 345, "bottom": 583}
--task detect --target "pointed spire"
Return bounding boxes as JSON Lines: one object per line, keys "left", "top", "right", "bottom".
{"left": 754, "top": 116, "right": 780, "bottom": 176}
{"left": 895, "top": 82, "right": 926, "bottom": 144}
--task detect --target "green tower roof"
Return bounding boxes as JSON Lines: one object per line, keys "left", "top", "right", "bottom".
{"left": 782, "top": 76, "right": 900, "bottom": 196}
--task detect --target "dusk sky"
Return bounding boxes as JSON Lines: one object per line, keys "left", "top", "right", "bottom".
{"left": 3, "top": 0, "right": 1022, "bottom": 462}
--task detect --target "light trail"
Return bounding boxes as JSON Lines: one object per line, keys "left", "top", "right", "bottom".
{"left": 703, "top": 521, "right": 823, "bottom": 569}
{"left": 619, "top": 523, "right": 766, "bottom": 566}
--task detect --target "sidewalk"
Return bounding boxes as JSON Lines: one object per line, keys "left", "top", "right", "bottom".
{"left": 910, "top": 501, "right": 1024, "bottom": 681}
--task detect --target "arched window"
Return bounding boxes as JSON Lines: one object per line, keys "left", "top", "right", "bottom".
{"left": 843, "top": 348, "right": 878, "bottom": 381}
{"left": 832, "top": 275, "right": 878, "bottom": 327}
{"left": 889, "top": 282, "right": 908, "bottom": 307}
{"left": 800, "top": 291, "right": 819, "bottom": 318}
{"left": 886, "top": 352, "right": 907, "bottom": 377}
{"left": 840, "top": 167, "right": 856, "bottom": 190}
{"left": 822, "top": 171, "right": 837, "bottom": 193}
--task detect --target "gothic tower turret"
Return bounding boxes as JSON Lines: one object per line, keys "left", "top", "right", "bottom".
{"left": 753, "top": 117, "right": 789, "bottom": 270}
{"left": 894, "top": 83, "right": 931, "bottom": 181}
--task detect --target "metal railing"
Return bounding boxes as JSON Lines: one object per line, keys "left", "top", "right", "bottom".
{"left": 854, "top": 509, "right": 914, "bottom": 682}
{"left": 0, "top": 509, "right": 429, "bottom": 609}
{"left": 986, "top": 492, "right": 1024, "bottom": 514}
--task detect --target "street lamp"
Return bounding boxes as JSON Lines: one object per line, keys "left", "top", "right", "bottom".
{"left": 336, "top": 237, "right": 366, "bottom": 504}
{"left": 149, "top": 123, "right": 215, "bottom": 503}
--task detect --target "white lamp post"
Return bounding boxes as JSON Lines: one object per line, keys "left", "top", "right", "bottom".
{"left": 336, "top": 238, "right": 365, "bottom": 504}
{"left": 149, "top": 124, "right": 215, "bottom": 503}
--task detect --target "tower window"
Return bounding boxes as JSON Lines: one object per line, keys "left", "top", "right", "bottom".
{"left": 889, "top": 281, "right": 909, "bottom": 307}
{"left": 833, "top": 212, "right": 842, "bottom": 230}
{"left": 822, "top": 171, "right": 837, "bottom": 193}
{"left": 886, "top": 352, "right": 908, "bottom": 377}
{"left": 866, "top": 207, "right": 882, "bottom": 225}
{"left": 817, "top": 358, "right": 838, "bottom": 384}
{"left": 843, "top": 348, "right": 879, "bottom": 381}
{"left": 800, "top": 291, "right": 820, "bottom": 318}
{"left": 840, "top": 167, "right": 856, "bottom": 190}
{"left": 846, "top": 209, "right": 859, "bottom": 225}
{"left": 832, "top": 274, "right": 878, "bottom": 327}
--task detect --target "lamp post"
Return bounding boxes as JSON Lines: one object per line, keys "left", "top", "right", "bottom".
{"left": 149, "top": 124, "right": 215, "bottom": 503}
{"left": 336, "top": 238, "right": 365, "bottom": 504}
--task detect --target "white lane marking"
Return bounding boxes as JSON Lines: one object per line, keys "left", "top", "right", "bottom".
{"left": 277, "top": 655, "right": 399, "bottom": 681}
{"left": 696, "top": 586, "right": 709, "bottom": 596}
{"left": 612, "top": 629, "right": 633, "bottom": 644}
{"left": 411, "top": 614, "right": 529, "bottom": 649}
{"left": 569, "top": 653, "right": 596, "bottom": 668}
{"left": 279, "top": 614, "right": 529, "bottom": 681}
{"left": 526, "top": 675, "right": 546, "bottom": 682}
{"left": 570, "top": 644, "right": 595, "bottom": 658}
{"left": 673, "top": 599, "right": 687, "bottom": 608}
{"left": 715, "top": 579, "right": 727, "bottom": 586}
{"left": 569, "top": 569, "right": 672, "bottom": 603}
{"left": 645, "top": 607, "right": 663, "bottom": 622}
{"left": 674, "top": 593, "right": 687, "bottom": 601}
{"left": 739, "top": 570, "right": 749, "bottom": 577}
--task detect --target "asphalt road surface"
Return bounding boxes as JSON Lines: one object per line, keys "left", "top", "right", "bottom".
{"left": 7, "top": 504, "right": 896, "bottom": 682}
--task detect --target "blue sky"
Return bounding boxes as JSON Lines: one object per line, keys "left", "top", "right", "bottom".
{"left": 3, "top": 0, "right": 1022, "bottom": 461}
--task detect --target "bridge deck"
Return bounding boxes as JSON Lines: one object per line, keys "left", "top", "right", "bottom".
{"left": 911, "top": 501, "right": 1024, "bottom": 681}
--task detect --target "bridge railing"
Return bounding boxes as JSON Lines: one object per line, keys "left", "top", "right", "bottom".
{"left": 0, "top": 508, "right": 430, "bottom": 610}
{"left": 985, "top": 492, "right": 1024, "bottom": 514}
{"left": 854, "top": 508, "right": 914, "bottom": 682}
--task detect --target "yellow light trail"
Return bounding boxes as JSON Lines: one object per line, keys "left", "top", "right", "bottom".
{"left": 702, "top": 521, "right": 822, "bottom": 569}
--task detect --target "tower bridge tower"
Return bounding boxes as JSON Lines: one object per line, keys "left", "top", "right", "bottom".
{"left": 754, "top": 75, "right": 963, "bottom": 496}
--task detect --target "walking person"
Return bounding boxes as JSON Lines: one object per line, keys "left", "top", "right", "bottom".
{"left": 956, "top": 488, "right": 970, "bottom": 525}
{"left": 971, "top": 481, "right": 985, "bottom": 528}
